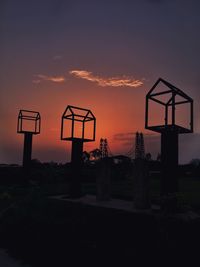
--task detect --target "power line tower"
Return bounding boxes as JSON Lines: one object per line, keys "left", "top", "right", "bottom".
{"left": 100, "top": 138, "right": 108, "bottom": 158}
{"left": 135, "top": 132, "right": 140, "bottom": 159}
{"left": 134, "top": 131, "right": 150, "bottom": 209}
{"left": 135, "top": 132, "right": 145, "bottom": 159}
{"left": 104, "top": 139, "right": 108, "bottom": 157}
{"left": 140, "top": 132, "right": 145, "bottom": 159}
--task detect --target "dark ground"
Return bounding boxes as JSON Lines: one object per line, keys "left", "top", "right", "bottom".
{"left": 1, "top": 195, "right": 200, "bottom": 266}
{"left": 1, "top": 165, "right": 200, "bottom": 266}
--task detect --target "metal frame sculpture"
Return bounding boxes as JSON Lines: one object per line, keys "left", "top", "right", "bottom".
{"left": 145, "top": 78, "right": 193, "bottom": 210}
{"left": 61, "top": 105, "right": 96, "bottom": 197}
{"left": 17, "top": 110, "right": 41, "bottom": 169}
{"left": 61, "top": 105, "right": 96, "bottom": 142}
{"left": 145, "top": 78, "right": 193, "bottom": 133}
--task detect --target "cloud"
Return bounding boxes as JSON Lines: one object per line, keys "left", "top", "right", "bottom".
{"left": 113, "top": 132, "right": 157, "bottom": 142}
{"left": 114, "top": 132, "right": 135, "bottom": 142}
{"left": 33, "top": 74, "right": 65, "bottom": 83}
{"left": 69, "top": 70, "right": 143, "bottom": 88}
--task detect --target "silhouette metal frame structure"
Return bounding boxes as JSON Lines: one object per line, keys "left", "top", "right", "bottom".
{"left": 17, "top": 110, "right": 41, "bottom": 134}
{"left": 145, "top": 78, "right": 194, "bottom": 210}
{"left": 61, "top": 105, "right": 96, "bottom": 142}
{"left": 145, "top": 78, "right": 193, "bottom": 134}
{"left": 17, "top": 110, "right": 41, "bottom": 169}
{"left": 61, "top": 105, "right": 96, "bottom": 198}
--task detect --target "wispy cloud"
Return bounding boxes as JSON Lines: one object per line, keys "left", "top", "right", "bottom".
{"left": 113, "top": 132, "right": 158, "bottom": 143}
{"left": 69, "top": 70, "right": 143, "bottom": 88}
{"left": 114, "top": 132, "right": 135, "bottom": 141}
{"left": 33, "top": 74, "right": 65, "bottom": 84}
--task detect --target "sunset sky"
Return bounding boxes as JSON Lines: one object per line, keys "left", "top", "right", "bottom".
{"left": 1, "top": 0, "right": 200, "bottom": 164}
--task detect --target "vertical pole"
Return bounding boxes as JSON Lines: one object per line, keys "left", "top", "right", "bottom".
{"left": 172, "top": 93, "right": 175, "bottom": 125}
{"left": 134, "top": 158, "right": 150, "bottom": 209}
{"left": 93, "top": 119, "right": 96, "bottom": 141}
{"left": 70, "top": 139, "right": 84, "bottom": 198}
{"left": 61, "top": 117, "right": 64, "bottom": 140}
{"left": 35, "top": 119, "right": 37, "bottom": 133}
{"left": 145, "top": 96, "right": 148, "bottom": 128}
{"left": 165, "top": 105, "right": 168, "bottom": 126}
{"left": 161, "top": 131, "right": 178, "bottom": 211}
{"left": 190, "top": 100, "right": 194, "bottom": 132}
{"left": 71, "top": 116, "right": 74, "bottom": 139}
{"left": 82, "top": 121, "right": 85, "bottom": 139}
{"left": 96, "top": 157, "right": 111, "bottom": 201}
{"left": 23, "top": 132, "right": 33, "bottom": 169}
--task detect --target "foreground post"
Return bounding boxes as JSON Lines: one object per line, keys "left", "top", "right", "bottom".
{"left": 17, "top": 110, "right": 41, "bottom": 170}
{"left": 61, "top": 105, "right": 96, "bottom": 198}
{"left": 134, "top": 132, "right": 150, "bottom": 209}
{"left": 134, "top": 158, "right": 150, "bottom": 209}
{"left": 23, "top": 132, "right": 33, "bottom": 168}
{"left": 96, "top": 157, "right": 111, "bottom": 201}
{"left": 145, "top": 78, "right": 193, "bottom": 212}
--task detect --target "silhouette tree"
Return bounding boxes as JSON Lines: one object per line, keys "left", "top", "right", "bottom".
{"left": 190, "top": 158, "right": 200, "bottom": 167}
{"left": 145, "top": 153, "right": 152, "bottom": 161}
{"left": 82, "top": 151, "right": 90, "bottom": 163}
{"left": 90, "top": 148, "right": 101, "bottom": 161}
{"left": 157, "top": 153, "right": 161, "bottom": 161}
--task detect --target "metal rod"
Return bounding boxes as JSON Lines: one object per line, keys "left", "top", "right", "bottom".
{"left": 165, "top": 105, "right": 168, "bottom": 126}
{"left": 172, "top": 93, "right": 175, "bottom": 125}
{"left": 168, "top": 100, "right": 190, "bottom": 106}
{"left": 82, "top": 121, "right": 85, "bottom": 139}
{"left": 150, "top": 97, "right": 166, "bottom": 106}
{"left": 190, "top": 100, "right": 194, "bottom": 132}
{"left": 150, "top": 89, "right": 172, "bottom": 97}
{"left": 145, "top": 96, "right": 148, "bottom": 128}
{"left": 71, "top": 116, "right": 74, "bottom": 138}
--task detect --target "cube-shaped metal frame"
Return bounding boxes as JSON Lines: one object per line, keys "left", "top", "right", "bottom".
{"left": 61, "top": 105, "right": 96, "bottom": 142}
{"left": 145, "top": 78, "right": 193, "bottom": 134}
{"left": 17, "top": 110, "right": 41, "bottom": 134}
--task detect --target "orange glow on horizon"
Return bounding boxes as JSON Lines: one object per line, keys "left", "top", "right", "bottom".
{"left": 0, "top": 76, "right": 152, "bottom": 164}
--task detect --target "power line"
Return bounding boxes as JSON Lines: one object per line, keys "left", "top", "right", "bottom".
{"left": 98, "top": 132, "right": 145, "bottom": 159}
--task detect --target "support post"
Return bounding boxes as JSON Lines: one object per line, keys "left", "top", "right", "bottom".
{"left": 161, "top": 131, "right": 178, "bottom": 211}
{"left": 134, "top": 158, "right": 150, "bottom": 209}
{"left": 23, "top": 132, "right": 33, "bottom": 169}
{"left": 70, "top": 139, "right": 84, "bottom": 198}
{"left": 96, "top": 158, "right": 111, "bottom": 201}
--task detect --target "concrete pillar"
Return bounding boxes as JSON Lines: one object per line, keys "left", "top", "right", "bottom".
{"left": 96, "top": 158, "right": 111, "bottom": 201}
{"left": 134, "top": 158, "right": 150, "bottom": 209}
{"left": 69, "top": 139, "right": 83, "bottom": 198}
{"left": 23, "top": 132, "right": 33, "bottom": 169}
{"left": 161, "top": 131, "right": 178, "bottom": 211}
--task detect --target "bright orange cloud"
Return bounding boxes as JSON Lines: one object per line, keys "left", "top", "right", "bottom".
{"left": 33, "top": 74, "right": 65, "bottom": 83}
{"left": 69, "top": 70, "right": 143, "bottom": 88}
